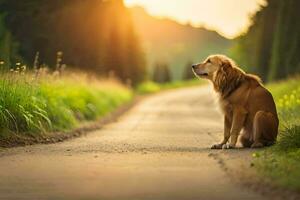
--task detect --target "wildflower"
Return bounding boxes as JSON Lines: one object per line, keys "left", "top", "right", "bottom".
{"left": 16, "top": 62, "right": 21, "bottom": 66}
{"left": 285, "top": 101, "right": 290, "bottom": 107}
{"left": 252, "top": 153, "right": 260, "bottom": 158}
{"left": 0, "top": 61, "right": 4, "bottom": 65}
{"left": 290, "top": 94, "right": 295, "bottom": 100}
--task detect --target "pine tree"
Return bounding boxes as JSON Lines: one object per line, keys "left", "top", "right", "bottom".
{"left": 124, "top": 19, "right": 146, "bottom": 84}
{"left": 269, "top": 0, "right": 300, "bottom": 80}
{"left": 230, "top": 0, "right": 300, "bottom": 81}
{"left": 105, "top": 24, "right": 125, "bottom": 80}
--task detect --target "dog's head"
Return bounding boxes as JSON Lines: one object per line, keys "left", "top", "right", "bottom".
{"left": 192, "top": 55, "right": 234, "bottom": 81}
{"left": 193, "top": 55, "right": 247, "bottom": 96}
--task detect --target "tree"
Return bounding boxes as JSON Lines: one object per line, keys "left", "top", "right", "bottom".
{"left": 105, "top": 24, "right": 125, "bottom": 80}
{"left": 152, "top": 62, "right": 171, "bottom": 83}
{"left": 0, "top": 0, "right": 147, "bottom": 84}
{"left": 268, "top": 0, "right": 300, "bottom": 81}
{"left": 124, "top": 19, "right": 146, "bottom": 85}
{"left": 229, "top": 0, "right": 300, "bottom": 82}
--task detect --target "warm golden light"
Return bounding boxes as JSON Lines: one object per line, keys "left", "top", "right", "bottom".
{"left": 124, "top": 0, "right": 265, "bottom": 38}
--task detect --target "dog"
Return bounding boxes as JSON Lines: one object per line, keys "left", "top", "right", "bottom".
{"left": 192, "top": 55, "right": 279, "bottom": 149}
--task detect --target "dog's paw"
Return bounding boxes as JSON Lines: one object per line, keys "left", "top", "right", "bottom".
{"left": 211, "top": 143, "right": 223, "bottom": 149}
{"left": 222, "top": 144, "right": 235, "bottom": 149}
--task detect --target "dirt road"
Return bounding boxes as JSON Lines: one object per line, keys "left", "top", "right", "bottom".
{"left": 0, "top": 86, "right": 267, "bottom": 200}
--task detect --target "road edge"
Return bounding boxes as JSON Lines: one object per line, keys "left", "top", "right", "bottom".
{"left": 0, "top": 96, "right": 143, "bottom": 148}
{"left": 210, "top": 150, "right": 300, "bottom": 200}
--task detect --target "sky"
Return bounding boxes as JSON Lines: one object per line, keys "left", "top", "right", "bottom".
{"left": 124, "top": 0, "right": 266, "bottom": 39}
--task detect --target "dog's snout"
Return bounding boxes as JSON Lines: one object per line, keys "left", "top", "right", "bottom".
{"left": 192, "top": 64, "right": 197, "bottom": 69}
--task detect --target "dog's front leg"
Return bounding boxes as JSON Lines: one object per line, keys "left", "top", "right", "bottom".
{"left": 223, "top": 107, "right": 247, "bottom": 149}
{"left": 211, "top": 115, "right": 232, "bottom": 149}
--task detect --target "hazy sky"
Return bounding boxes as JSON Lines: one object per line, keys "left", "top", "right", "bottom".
{"left": 124, "top": 0, "right": 265, "bottom": 38}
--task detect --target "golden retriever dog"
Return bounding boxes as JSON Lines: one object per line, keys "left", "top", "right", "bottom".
{"left": 192, "top": 55, "right": 279, "bottom": 149}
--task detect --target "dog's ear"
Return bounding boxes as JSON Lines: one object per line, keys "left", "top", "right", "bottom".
{"left": 221, "top": 59, "right": 232, "bottom": 70}
{"left": 215, "top": 59, "right": 235, "bottom": 94}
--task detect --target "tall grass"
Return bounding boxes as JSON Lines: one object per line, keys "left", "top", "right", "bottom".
{"left": 268, "top": 77, "right": 300, "bottom": 148}
{"left": 0, "top": 68, "right": 133, "bottom": 138}
{"left": 255, "top": 77, "right": 300, "bottom": 191}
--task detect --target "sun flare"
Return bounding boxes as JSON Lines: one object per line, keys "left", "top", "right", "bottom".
{"left": 124, "top": 0, "right": 265, "bottom": 38}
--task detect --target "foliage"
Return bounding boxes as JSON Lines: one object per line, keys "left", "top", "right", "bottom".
{"left": 276, "top": 126, "right": 300, "bottom": 151}
{"left": 136, "top": 81, "right": 161, "bottom": 94}
{"left": 136, "top": 79, "right": 203, "bottom": 95}
{"left": 256, "top": 148, "right": 300, "bottom": 191}
{"left": 255, "top": 77, "right": 300, "bottom": 191}
{"left": 0, "top": 13, "right": 20, "bottom": 68}
{"left": 0, "top": 69, "right": 133, "bottom": 138}
{"left": 229, "top": 0, "right": 300, "bottom": 82}
{"left": 0, "top": 0, "right": 146, "bottom": 84}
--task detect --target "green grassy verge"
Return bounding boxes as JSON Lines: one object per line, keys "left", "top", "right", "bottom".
{"left": 0, "top": 69, "right": 202, "bottom": 143}
{"left": 254, "top": 77, "right": 300, "bottom": 191}
{"left": 0, "top": 72, "right": 133, "bottom": 139}
{"left": 136, "top": 79, "right": 203, "bottom": 94}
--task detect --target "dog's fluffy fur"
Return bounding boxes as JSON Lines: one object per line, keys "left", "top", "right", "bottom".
{"left": 192, "top": 55, "right": 279, "bottom": 149}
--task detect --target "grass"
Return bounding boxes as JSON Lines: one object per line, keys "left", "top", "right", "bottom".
{"left": 254, "top": 76, "right": 300, "bottom": 191}
{"left": 0, "top": 69, "right": 133, "bottom": 139}
{"left": 0, "top": 65, "right": 201, "bottom": 141}
{"left": 136, "top": 79, "right": 203, "bottom": 94}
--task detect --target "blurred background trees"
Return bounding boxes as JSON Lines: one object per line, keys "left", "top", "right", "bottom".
{"left": 0, "top": 0, "right": 233, "bottom": 85}
{"left": 130, "top": 6, "right": 232, "bottom": 81}
{"left": 152, "top": 62, "right": 171, "bottom": 83}
{"left": 0, "top": 0, "right": 299, "bottom": 85}
{"left": 0, "top": 0, "right": 145, "bottom": 84}
{"left": 230, "top": 0, "right": 300, "bottom": 82}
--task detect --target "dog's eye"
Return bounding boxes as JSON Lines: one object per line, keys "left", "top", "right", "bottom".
{"left": 207, "top": 59, "right": 211, "bottom": 63}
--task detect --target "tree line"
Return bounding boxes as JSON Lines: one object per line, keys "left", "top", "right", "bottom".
{"left": 0, "top": 0, "right": 146, "bottom": 84}
{"left": 230, "top": 0, "right": 300, "bottom": 82}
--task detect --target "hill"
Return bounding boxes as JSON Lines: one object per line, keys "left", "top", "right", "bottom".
{"left": 130, "top": 6, "right": 233, "bottom": 80}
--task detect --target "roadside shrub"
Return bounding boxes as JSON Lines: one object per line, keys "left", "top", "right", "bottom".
{"left": 136, "top": 81, "right": 161, "bottom": 94}
{"left": 270, "top": 78, "right": 300, "bottom": 150}
{"left": 136, "top": 79, "right": 203, "bottom": 95}
{"left": 276, "top": 126, "right": 300, "bottom": 150}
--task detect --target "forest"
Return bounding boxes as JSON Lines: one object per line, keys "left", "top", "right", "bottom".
{"left": 0, "top": 0, "right": 299, "bottom": 84}
{"left": 230, "top": 0, "right": 300, "bottom": 82}
{"left": 0, "top": 0, "right": 145, "bottom": 84}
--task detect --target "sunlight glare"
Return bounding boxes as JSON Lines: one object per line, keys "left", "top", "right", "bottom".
{"left": 124, "top": 0, "right": 266, "bottom": 38}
